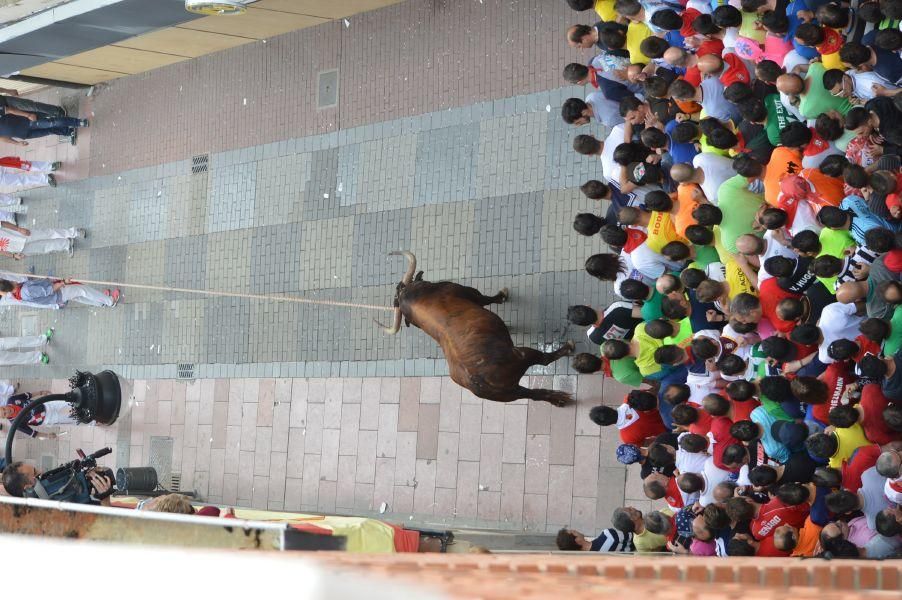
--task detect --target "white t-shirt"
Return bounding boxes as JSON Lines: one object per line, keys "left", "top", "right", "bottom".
{"left": 601, "top": 124, "right": 626, "bottom": 184}
{"left": 586, "top": 91, "right": 625, "bottom": 129}
{"left": 631, "top": 241, "right": 680, "bottom": 279}
{"left": 700, "top": 457, "right": 734, "bottom": 506}
{"left": 758, "top": 230, "right": 798, "bottom": 283}
{"left": 613, "top": 250, "right": 655, "bottom": 298}
{"left": 0, "top": 228, "right": 27, "bottom": 253}
{"left": 693, "top": 153, "right": 735, "bottom": 206}
{"left": 787, "top": 198, "right": 823, "bottom": 238}
{"left": 848, "top": 69, "right": 898, "bottom": 101}
{"left": 676, "top": 438, "right": 709, "bottom": 476}
{"left": 817, "top": 302, "right": 865, "bottom": 364}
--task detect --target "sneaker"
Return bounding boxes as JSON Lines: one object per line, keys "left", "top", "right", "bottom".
{"left": 51, "top": 161, "right": 62, "bottom": 171}
{"left": 105, "top": 288, "right": 121, "bottom": 307}
{"left": 67, "top": 238, "right": 74, "bottom": 257}
{"left": 47, "top": 174, "right": 57, "bottom": 188}
{"left": 79, "top": 119, "right": 89, "bottom": 128}
{"left": 69, "top": 130, "right": 78, "bottom": 146}
{"left": 44, "top": 328, "right": 54, "bottom": 343}
{"left": 40, "top": 353, "right": 49, "bottom": 364}
{"left": 76, "top": 228, "right": 87, "bottom": 239}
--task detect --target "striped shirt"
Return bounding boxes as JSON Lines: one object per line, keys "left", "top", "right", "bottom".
{"left": 590, "top": 528, "right": 635, "bottom": 552}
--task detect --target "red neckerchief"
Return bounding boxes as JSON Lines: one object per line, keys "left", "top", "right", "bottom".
{"left": 818, "top": 28, "right": 843, "bottom": 56}
{"left": 601, "top": 355, "right": 613, "bottom": 377}
{"left": 589, "top": 67, "right": 601, "bottom": 89}
{"left": 11, "top": 284, "right": 22, "bottom": 301}
{"left": 623, "top": 228, "right": 648, "bottom": 253}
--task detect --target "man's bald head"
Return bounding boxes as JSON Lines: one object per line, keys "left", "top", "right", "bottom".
{"left": 876, "top": 451, "right": 901, "bottom": 479}
{"left": 670, "top": 162, "right": 696, "bottom": 183}
{"left": 663, "top": 46, "right": 690, "bottom": 67}
{"left": 776, "top": 73, "right": 804, "bottom": 96}
{"left": 836, "top": 281, "right": 867, "bottom": 304}
{"left": 697, "top": 54, "right": 724, "bottom": 74}
{"left": 736, "top": 234, "right": 765, "bottom": 255}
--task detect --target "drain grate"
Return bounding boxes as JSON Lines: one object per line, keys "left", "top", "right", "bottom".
{"left": 317, "top": 69, "right": 339, "bottom": 109}
{"left": 177, "top": 363, "right": 196, "bottom": 380}
{"left": 191, "top": 154, "right": 209, "bottom": 174}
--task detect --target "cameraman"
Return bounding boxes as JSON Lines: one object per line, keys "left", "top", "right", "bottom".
{"left": 1, "top": 462, "right": 113, "bottom": 506}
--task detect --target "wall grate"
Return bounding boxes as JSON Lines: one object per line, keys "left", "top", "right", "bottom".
{"left": 317, "top": 69, "right": 339, "bottom": 109}
{"left": 177, "top": 363, "right": 196, "bottom": 380}
{"left": 191, "top": 154, "right": 209, "bottom": 174}
{"left": 169, "top": 472, "right": 181, "bottom": 493}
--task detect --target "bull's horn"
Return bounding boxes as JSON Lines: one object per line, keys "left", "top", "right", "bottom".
{"left": 389, "top": 250, "right": 417, "bottom": 284}
{"left": 375, "top": 309, "right": 402, "bottom": 335}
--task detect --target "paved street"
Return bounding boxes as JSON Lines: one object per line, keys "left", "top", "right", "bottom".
{"left": 3, "top": 1, "right": 647, "bottom": 535}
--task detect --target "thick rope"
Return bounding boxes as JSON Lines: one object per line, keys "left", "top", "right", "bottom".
{"left": 1, "top": 271, "right": 396, "bottom": 312}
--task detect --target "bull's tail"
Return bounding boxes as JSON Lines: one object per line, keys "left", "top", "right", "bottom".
{"left": 517, "top": 386, "right": 572, "bottom": 407}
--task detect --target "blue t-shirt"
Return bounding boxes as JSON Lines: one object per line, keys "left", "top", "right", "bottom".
{"left": 666, "top": 120, "right": 699, "bottom": 165}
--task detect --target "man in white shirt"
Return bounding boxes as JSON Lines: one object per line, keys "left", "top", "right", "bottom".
{"left": 735, "top": 232, "right": 796, "bottom": 284}
{"left": 817, "top": 301, "right": 865, "bottom": 364}
{"left": 0, "top": 222, "right": 85, "bottom": 259}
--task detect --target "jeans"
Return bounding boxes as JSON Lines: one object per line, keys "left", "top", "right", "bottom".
{"left": 3, "top": 96, "right": 65, "bottom": 118}
{"left": 25, "top": 116, "right": 81, "bottom": 139}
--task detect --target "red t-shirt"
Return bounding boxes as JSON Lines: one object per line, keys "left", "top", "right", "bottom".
{"left": 751, "top": 498, "right": 810, "bottom": 539}
{"left": 759, "top": 277, "right": 801, "bottom": 334}
{"left": 854, "top": 335, "right": 882, "bottom": 363}
{"left": 710, "top": 415, "right": 740, "bottom": 471}
{"left": 689, "top": 408, "right": 713, "bottom": 436}
{"left": 697, "top": 39, "right": 724, "bottom": 58}
{"left": 720, "top": 53, "right": 750, "bottom": 87}
{"left": 618, "top": 404, "right": 666, "bottom": 446}
{"left": 859, "top": 384, "right": 899, "bottom": 445}
{"left": 811, "top": 361, "right": 856, "bottom": 424}
{"left": 680, "top": 8, "right": 701, "bottom": 37}
{"left": 841, "top": 443, "right": 882, "bottom": 492}
{"left": 730, "top": 398, "right": 760, "bottom": 423}
{"left": 665, "top": 476, "right": 684, "bottom": 510}
{"left": 756, "top": 535, "right": 791, "bottom": 557}
{"left": 684, "top": 67, "right": 701, "bottom": 87}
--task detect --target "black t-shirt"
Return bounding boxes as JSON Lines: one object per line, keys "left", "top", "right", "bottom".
{"left": 803, "top": 281, "right": 835, "bottom": 324}
{"left": 588, "top": 301, "right": 641, "bottom": 344}
{"left": 777, "top": 257, "right": 816, "bottom": 294}
{"left": 738, "top": 121, "right": 774, "bottom": 164}
{"left": 882, "top": 354, "right": 902, "bottom": 402}
{"left": 595, "top": 21, "right": 628, "bottom": 50}
{"left": 0, "top": 114, "right": 30, "bottom": 139}
{"left": 779, "top": 451, "right": 817, "bottom": 483}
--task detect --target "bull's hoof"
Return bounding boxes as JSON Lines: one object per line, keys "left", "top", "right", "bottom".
{"left": 498, "top": 288, "right": 510, "bottom": 303}
{"left": 548, "top": 395, "right": 570, "bottom": 407}
{"left": 562, "top": 340, "right": 576, "bottom": 355}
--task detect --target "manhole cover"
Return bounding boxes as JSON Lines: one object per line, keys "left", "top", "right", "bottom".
{"left": 317, "top": 69, "right": 339, "bottom": 109}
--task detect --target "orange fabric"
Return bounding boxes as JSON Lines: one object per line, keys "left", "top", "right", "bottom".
{"left": 675, "top": 99, "right": 702, "bottom": 115}
{"left": 790, "top": 516, "right": 822, "bottom": 557}
{"left": 388, "top": 524, "right": 421, "bottom": 553}
{"left": 764, "top": 146, "right": 803, "bottom": 206}
{"left": 289, "top": 522, "right": 335, "bottom": 535}
{"left": 674, "top": 184, "right": 702, "bottom": 237}
{"left": 801, "top": 168, "right": 844, "bottom": 207}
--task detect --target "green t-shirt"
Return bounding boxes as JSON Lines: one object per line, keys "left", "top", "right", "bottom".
{"left": 816, "top": 228, "right": 856, "bottom": 290}
{"left": 739, "top": 11, "right": 766, "bottom": 43}
{"left": 759, "top": 395, "right": 791, "bottom": 421}
{"left": 634, "top": 323, "right": 663, "bottom": 377}
{"left": 694, "top": 245, "right": 720, "bottom": 268}
{"left": 641, "top": 290, "right": 664, "bottom": 322}
{"left": 799, "top": 63, "right": 853, "bottom": 119}
{"left": 610, "top": 356, "right": 643, "bottom": 386}
{"left": 714, "top": 175, "right": 765, "bottom": 254}
{"left": 764, "top": 94, "right": 798, "bottom": 146}
{"left": 885, "top": 305, "right": 902, "bottom": 356}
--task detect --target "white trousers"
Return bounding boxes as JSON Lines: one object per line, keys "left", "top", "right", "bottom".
{"left": 60, "top": 283, "right": 112, "bottom": 307}
{"left": 0, "top": 169, "right": 47, "bottom": 189}
{"left": 0, "top": 349, "right": 42, "bottom": 365}
{"left": 21, "top": 160, "right": 53, "bottom": 173}
{"left": 0, "top": 335, "right": 45, "bottom": 350}
{"left": 40, "top": 400, "right": 79, "bottom": 426}
{"left": 21, "top": 227, "right": 77, "bottom": 256}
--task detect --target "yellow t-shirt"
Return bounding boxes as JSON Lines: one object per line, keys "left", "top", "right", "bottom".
{"left": 595, "top": 0, "right": 616, "bottom": 21}
{"left": 829, "top": 423, "right": 871, "bottom": 469}
{"left": 645, "top": 210, "right": 683, "bottom": 253}
{"left": 633, "top": 323, "right": 663, "bottom": 377}
{"left": 634, "top": 528, "right": 668, "bottom": 552}
{"left": 626, "top": 21, "right": 653, "bottom": 64}
{"left": 725, "top": 259, "right": 756, "bottom": 298}
{"left": 821, "top": 51, "right": 842, "bottom": 71}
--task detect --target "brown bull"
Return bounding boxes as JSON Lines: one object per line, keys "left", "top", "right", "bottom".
{"left": 380, "top": 251, "right": 574, "bottom": 406}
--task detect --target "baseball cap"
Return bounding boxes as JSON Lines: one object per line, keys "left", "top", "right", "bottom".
{"left": 734, "top": 37, "right": 764, "bottom": 62}
{"left": 616, "top": 443, "right": 643, "bottom": 465}
{"left": 780, "top": 174, "right": 814, "bottom": 201}
{"left": 771, "top": 420, "right": 808, "bottom": 447}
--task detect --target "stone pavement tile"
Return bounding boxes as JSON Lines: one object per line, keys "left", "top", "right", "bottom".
{"left": 419, "top": 377, "right": 441, "bottom": 404}
{"left": 602, "top": 376, "right": 633, "bottom": 407}
{"left": 286, "top": 428, "right": 305, "bottom": 479}
{"left": 549, "top": 401, "right": 576, "bottom": 466}
{"left": 222, "top": 474, "right": 239, "bottom": 506}
{"left": 596, "top": 467, "right": 627, "bottom": 529}
{"left": 392, "top": 485, "right": 414, "bottom": 515}
{"left": 336, "top": 454, "right": 357, "bottom": 509}
{"left": 481, "top": 401, "right": 504, "bottom": 434}
{"left": 377, "top": 403, "right": 398, "bottom": 458}
{"left": 227, "top": 379, "right": 244, "bottom": 426}
{"left": 271, "top": 391, "right": 291, "bottom": 453}
{"left": 526, "top": 381, "right": 552, "bottom": 434}
{"left": 479, "top": 433, "right": 503, "bottom": 490}
{"left": 571, "top": 496, "right": 599, "bottom": 534}
{"left": 283, "top": 478, "right": 302, "bottom": 511}
{"left": 224, "top": 425, "right": 241, "bottom": 474}
{"left": 196, "top": 424, "right": 213, "bottom": 473}
{"left": 575, "top": 375, "right": 604, "bottom": 436}
{"left": 523, "top": 494, "right": 548, "bottom": 531}
{"left": 477, "top": 490, "right": 501, "bottom": 522}
{"left": 625, "top": 466, "right": 646, "bottom": 504}
{"left": 323, "top": 378, "right": 342, "bottom": 428}
{"left": 546, "top": 465, "right": 574, "bottom": 526}
{"left": 524, "top": 434, "right": 550, "bottom": 495}
{"left": 415, "top": 404, "right": 439, "bottom": 460}
{"left": 373, "top": 457, "right": 395, "bottom": 509}
{"left": 398, "top": 378, "right": 419, "bottom": 432}
{"left": 380, "top": 377, "right": 400, "bottom": 404}
{"left": 171, "top": 382, "right": 187, "bottom": 425}
{"left": 438, "top": 378, "right": 461, "bottom": 432}
{"left": 353, "top": 482, "right": 375, "bottom": 513}
{"left": 413, "top": 458, "right": 437, "bottom": 514}
{"left": 320, "top": 428, "right": 340, "bottom": 480}
{"left": 268, "top": 452, "right": 287, "bottom": 507}
{"left": 198, "top": 379, "right": 215, "bottom": 425}
{"left": 195, "top": 472, "right": 210, "bottom": 500}
{"left": 458, "top": 403, "right": 482, "bottom": 462}
{"left": 342, "top": 378, "right": 362, "bottom": 404}
{"left": 289, "top": 378, "right": 308, "bottom": 428}
{"left": 301, "top": 454, "right": 321, "bottom": 507}
{"left": 572, "top": 436, "right": 600, "bottom": 499}
{"left": 598, "top": 429, "right": 624, "bottom": 468}
{"left": 253, "top": 476, "right": 270, "bottom": 509}
{"left": 435, "top": 431, "right": 459, "bottom": 489}
{"left": 240, "top": 401, "right": 260, "bottom": 452}
{"left": 254, "top": 427, "right": 273, "bottom": 476}
{"left": 359, "top": 379, "right": 380, "bottom": 431}
{"left": 237, "top": 451, "right": 254, "bottom": 501}
{"left": 500, "top": 462, "right": 525, "bottom": 524}
{"left": 317, "top": 480, "right": 336, "bottom": 513}
{"left": 338, "top": 403, "right": 360, "bottom": 456}
{"left": 303, "top": 403, "right": 323, "bottom": 454}
{"left": 307, "top": 379, "right": 325, "bottom": 403}
{"left": 502, "top": 404, "right": 527, "bottom": 463}
{"left": 455, "top": 460, "right": 479, "bottom": 519}
{"left": 211, "top": 401, "right": 228, "bottom": 449}
{"left": 433, "top": 487, "right": 457, "bottom": 518}
{"left": 355, "top": 429, "right": 377, "bottom": 484}
{"left": 143, "top": 382, "right": 158, "bottom": 425}
{"left": 209, "top": 448, "right": 225, "bottom": 497}
{"left": 257, "top": 378, "right": 275, "bottom": 426}
{"left": 394, "top": 431, "right": 417, "bottom": 487}
{"left": 180, "top": 446, "right": 196, "bottom": 489}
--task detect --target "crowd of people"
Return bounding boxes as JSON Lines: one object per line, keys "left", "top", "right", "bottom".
{"left": 556, "top": 0, "right": 902, "bottom": 558}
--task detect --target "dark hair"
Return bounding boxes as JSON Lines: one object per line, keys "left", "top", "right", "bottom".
{"left": 566, "top": 0, "right": 595, "bottom": 10}
{"left": 691, "top": 13, "right": 720, "bottom": 35}
{"left": 738, "top": 98, "right": 767, "bottom": 123}
{"left": 685, "top": 225, "right": 714, "bottom": 246}
{"left": 740, "top": 0, "right": 767, "bottom": 9}
{"left": 580, "top": 180, "right": 610, "bottom": 200}
{"left": 1, "top": 462, "right": 28, "bottom": 497}
{"left": 664, "top": 383, "right": 691, "bottom": 406}
{"left": 692, "top": 204, "right": 723, "bottom": 226}
{"left": 779, "top": 122, "right": 812, "bottom": 148}
{"left": 708, "top": 127, "right": 739, "bottom": 150}
{"left": 567, "top": 305, "right": 598, "bottom": 327}
{"left": 759, "top": 207, "right": 788, "bottom": 230}
{"left": 651, "top": 8, "right": 683, "bottom": 30}
{"left": 790, "top": 323, "right": 821, "bottom": 346}
{"left": 858, "top": 1, "right": 883, "bottom": 22}
{"left": 713, "top": 4, "right": 742, "bottom": 27}
{"left": 562, "top": 98, "right": 589, "bottom": 124}
{"left": 881, "top": 0, "right": 902, "bottom": 20}
{"left": 556, "top": 528, "right": 581, "bottom": 550}
{"left": 611, "top": 507, "right": 637, "bottom": 533}
{"left": 820, "top": 537, "right": 861, "bottom": 558}
{"left": 812, "top": 467, "right": 843, "bottom": 488}
{"left": 601, "top": 339, "right": 630, "bottom": 360}
{"left": 586, "top": 253, "right": 625, "bottom": 280}
{"left": 859, "top": 318, "right": 891, "bottom": 343}
{"left": 730, "top": 293, "right": 760, "bottom": 317}
{"left": 572, "top": 353, "right": 602, "bottom": 374}
{"left": 701, "top": 393, "right": 729, "bottom": 417}
{"left": 806, "top": 432, "right": 839, "bottom": 459}
{"left": 825, "top": 489, "right": 859, "bottom": 514}
{"left": 819, "top": 154, "right": 848, "bottom": 177}
{"left": 657, "top": 273, "right": 682, "bottom": 295}
{"left": 822, "top": 68, "right": 845, "bottom": 93}
{"left": 872, "top": 170, "right": 900, "bottom": 195}
{"left": 815, "top": 112, "right": 844, "bottom": 141}
{"left": 727, "top": 538, "right": 757, "bottom": 556}
{"left": 730, "top": 319, "right": 758, "bottom": 334}
{"left": 590, "top": 405, "right": 619, "bottom": 426}
{"left": 678, "top": 472, "right": 705, "bottom": 494}
{"left": 671, "top": 403, "right": 699, "bottom": 426}
{"left": 599, "top": 27, "right": 627, "bottom": 49}
{"left": 875, "top": 28, "right": 902, "bottom": 51}
{"left": 762, "top": 256, "right": 794, "bottom": 278}
{"left": 858, "top": 354, "right": 889, "bottom": 379}
{"left": 839, "top": 42, "right": 872, "bottom": 67}
{"left": 722, "top": 444, "right": 748, "bottom": 467}
{"left": 748, "top": 465, "right": 779, "bottom": 487}
{"left": 648, "top": 443, "right": 676, "bottom": 467}
{"left": 573, "top": 213, "right": 605, "bottom": 236}
{"left": 717, "top": 354, "right": 746, "bottom": 376}
{"left": 842, "top": 163, "right": 869, "bottom": 189}
{"left": 626, "top": 161, "right": 661, "bottom": 185}
{"left": 600, "top": 224, "right": 628, "bottom": 248}
{"left": 679, "top": 433, "right": 708, "bottom": 453}
{"left": 654, "top": 344, "right": 684, "bottom": 366}
{"left": 646, "top": 319, "right": 676, "bottom": 340}
{"left": 827, "top": 339, "right": 860, "bottom": 362}
{"left": 844, "top": 107, "right": 872, "bottom": 132}
{"left": 644, "top": 509, "right": 671, "bottom": 532}
{"left": 730, "top": 420, "right": 760, "bottom": 442}
{"left": 643, "top": 190, "right": 673, "bottom": 211}
{"left": 661, "top": 240, "right": 691, "bottom": 261}
{"left": 679, "top": 267, "right": 707, "bottom": 289}
{"left": 563, "top": 62, "right": 590, "bottom": 84}
{"left": 568, "top": 24, "right": 595, "bottom": 45}
{"left": 876, "top": 510, "right": 902, "bottom": 537}
{"left": 759, "top": 376, "right": 791, "bottom": 401}
{"left": 726, "top": 379, "right": 755, "bottom": 401}
{"left": 828, "top": 405, "right": 860, "bottom": 428}
{"left": 724, "top": 82, "right": 754, "bottom": 105}
{"left": 696, "top": 279, "right": 724, "bottom": 303}
{"left": 811, "top": 255, "right": 843, "bottom": 278}
{"left": 864, "top": 227, "right": 895, "bottom": 253}
{"left": 760, "top": 336, "right": 796, "bottom": 361}
{"left": 640, "top": 36, "right": 671, "bottom": 59}
{"left": 669, "top": 79, "right": 697, "bottom": 101}
{"left": 795, "top": 22, "right": 825, "bottom": 46}
{"left": 884, "top": 404, "right": 902, "bottom": 432}
{"left": 618, "top": 96, "right": 644, "bottom": 118}
{"left": 817, "top": 206, "right": 849, "bottom": 229}
{"left": 791, "top": 229, "right": 821, "bottom": 255}
{"left": 756, "top": 59, "right": 782, "bottom": 82}
{"left": 690, "top": 337, "right": 719, "bottom": 360}
{"left": 574, "top": 134, "right": 603, "bottom": 155}
{"left": 671, "top": 121, "right": 700, "bottom": 144}
{"left": 791, "top": 376, "right": 828, "bottom": 404}
{"left": 704, "top": 504, "right": 730, "bottom": 530}
{"left": 725, "top": 497, "right": 756, "bottom": 522}
{"left": 816, "top": 2, "right": 850, "bottom": 28}
{"left": 732, "top": 154, "right": 763, "bottom": 178}
{"left": 776, "top": 482, "right": 810, "bottom": 506}
{"left": 619, "top": 279, "right": 650, "bottom": 301}
{"left": 880, "top": 280, "right": 902, "bottom": 304}
{"left": 613, "top": 141, "right": 648, "bottom": 165}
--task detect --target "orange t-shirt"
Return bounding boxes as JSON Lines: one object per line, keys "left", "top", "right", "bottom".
{"left": 801, "top": 168, "right": 844, "bottom": 207}
{"left": 674, "top": 184, "right": 702, "bottom": 237}
{"left": 675, "top": 99, "right": 702, "bottom": 115}
{"left": 764, "top": 146, "right": 803, "bottom": 206}
{"left": 790, "top": 516, "right": 823, "bottom": 557}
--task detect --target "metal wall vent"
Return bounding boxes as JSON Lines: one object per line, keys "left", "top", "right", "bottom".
{"left": 169, "top": 472, "right": 182, "bottom": 493}
{"left": 177, "top": 363, "right": 196, "bottom": 380}
{"left": 317, "top": 69, "right": 339, "bottom": 109}
{"left": 191, "top": 154, "right": 209, "bottom": 174}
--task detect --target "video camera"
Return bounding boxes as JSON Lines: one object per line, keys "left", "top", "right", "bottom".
{"left": 26, "top": 448, "right": 116, "bottom": 504}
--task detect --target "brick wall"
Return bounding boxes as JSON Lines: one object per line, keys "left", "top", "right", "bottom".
{"left": 314, "top": 553, "right": 902, "bottom": 598}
